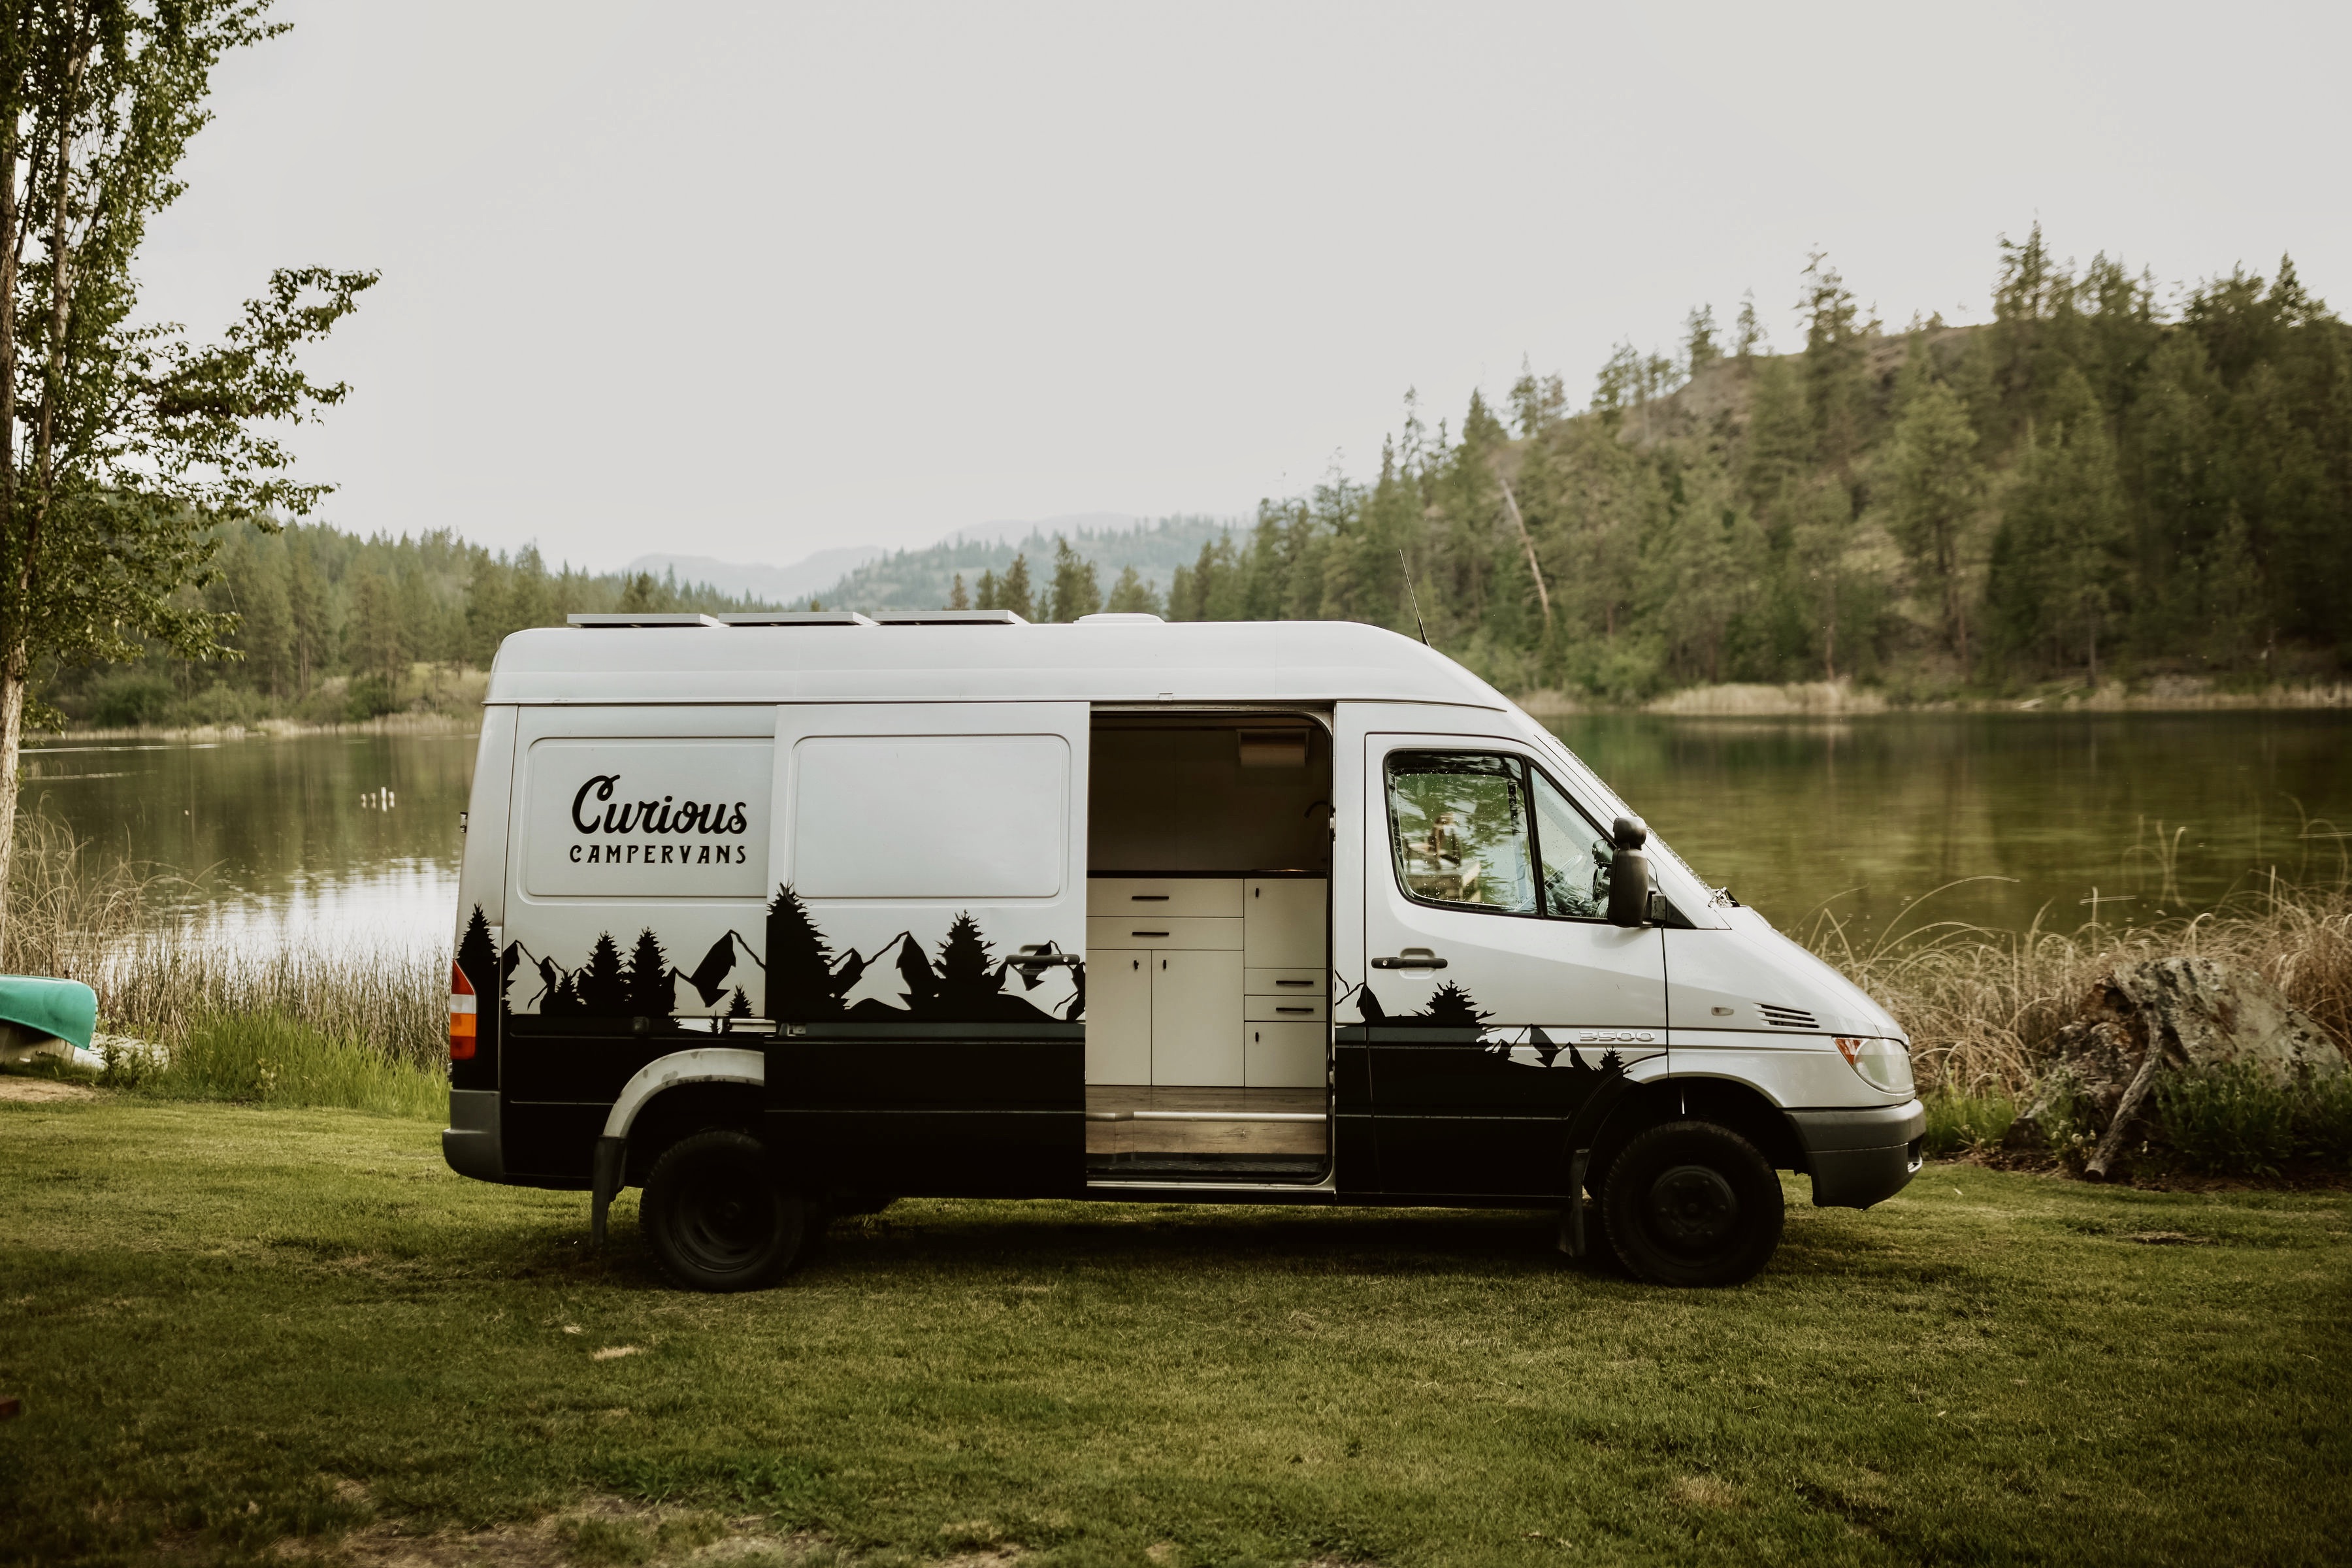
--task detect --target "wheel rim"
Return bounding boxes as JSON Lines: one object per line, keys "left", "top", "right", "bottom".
{"left": 672, "top": 1166, "right": 777, "bottom": 1273}
{"left": 1646, "top": 1162, "right": 1740, "bottom": 1254}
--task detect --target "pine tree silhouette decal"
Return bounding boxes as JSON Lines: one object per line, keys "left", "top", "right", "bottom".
{"left": 577, "top": 932, "right": 629, "bottom": 1015}
{"left": 625, "top": 927, "right": 674, "bottom": 1019}
{"left": 1598, "top": 1047, "right": 1625, "bottom": 1075}
{"left": 1418, "top": 981, "right": 1491, "bottom": 1028}
{"left": 457, "top": 906, "right": 498, "bottom": 1013}
{"left": 727, "top": 987, "right": 752, "bottom": 1019}
{"left": 932, "top": 911, "right": 998, "bottom": 1014}
{"left": 764, "top": 885, "right": 848, "bottom": 1021}
{"left": 542, "top": 971, "right": 582, "bottom": 1017}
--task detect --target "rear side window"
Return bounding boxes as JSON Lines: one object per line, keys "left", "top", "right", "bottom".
{"left": 789, "top": 734, "right": 1068, "bottom": 899}
{"left": 1384, "top": 749, "right": 1612, "bottom": 921}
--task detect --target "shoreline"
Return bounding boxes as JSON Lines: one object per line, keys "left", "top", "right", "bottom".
{"left": 35, "top": 711, "right": 483, "bottom": 745}
{"left": 1516, "top": 679, "right": 2352, "bottom": 719}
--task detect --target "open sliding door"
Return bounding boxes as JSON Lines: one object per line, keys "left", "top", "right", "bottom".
{"left": 762, "top": 702, "right": 1090, "bottom": 1197}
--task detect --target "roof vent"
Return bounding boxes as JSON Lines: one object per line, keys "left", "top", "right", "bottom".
{"left": 870, "top": 610, "right": 1029, "bottom": 626}
{"left": 717, "top": 612, "right": 877, "bottom": 627}
{"left": 1076, "top": 612, "right": 1164, "bottom": 625}
{"left": 566, "top": 613, "right": 722, "bottom": 629}
{"left": 1759, "top": 1004, "right": 1818, "bottom": 1030}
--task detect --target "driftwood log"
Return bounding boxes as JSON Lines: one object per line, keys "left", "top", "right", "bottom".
{"left": 2016, "top": 956, "right": 2345, "bottom": 1178}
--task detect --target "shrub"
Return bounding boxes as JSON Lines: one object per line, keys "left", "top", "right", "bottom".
{"left": 1920, "top": 1088, "right": 2017, "bottom": 1156}
{"left": 86, "top": 670, "right": 178, "bottom": 727}
{"left": 344, "top": 674, "right": 400, "bottom": 720}
{"left": 2155, "top": 1064, "right": 2298, "bottom": 1177}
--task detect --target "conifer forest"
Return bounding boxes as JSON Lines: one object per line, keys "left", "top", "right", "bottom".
{"left": 52, "top": 227, "right": 2351, "bottom": 725}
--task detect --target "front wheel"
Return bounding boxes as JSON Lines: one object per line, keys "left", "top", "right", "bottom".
{"left": 1599, "top": 1120, "right": 1784, "bottom": 1286}
{"left": 640, "top": 1129, "right": 806, "bottom": 1292}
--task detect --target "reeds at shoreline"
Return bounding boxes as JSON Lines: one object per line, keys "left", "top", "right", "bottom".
{"left": 2, "top": 811, "right": 443, "bottom": 1065}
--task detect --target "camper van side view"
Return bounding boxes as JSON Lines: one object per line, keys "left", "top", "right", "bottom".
{"left": 442, "top": 613, "right": 1925, "bottom": 1290}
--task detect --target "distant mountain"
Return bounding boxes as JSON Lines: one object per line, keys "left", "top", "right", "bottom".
{"left": 626, "top": 545, "right": 886, "bottom": 604}
{"left": 800, "top": 515, "right": 1240, "bottom": 613}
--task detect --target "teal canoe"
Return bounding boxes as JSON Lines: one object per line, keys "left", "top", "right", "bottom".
{"left": 0, "top": 975, "right": 97, "bottom": 1049}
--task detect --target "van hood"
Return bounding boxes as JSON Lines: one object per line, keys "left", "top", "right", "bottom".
{"left": 1669, "top": 907, "right": 1908, "bottom": 1042}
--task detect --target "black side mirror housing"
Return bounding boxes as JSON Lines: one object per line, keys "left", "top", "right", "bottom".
{"left": 1607, "top": 815, "right": 1652, "bottom": 928}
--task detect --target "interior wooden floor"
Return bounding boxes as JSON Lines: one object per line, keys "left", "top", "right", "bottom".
{"left": 1084, "top": 1085, "right": 1328, "bottom": 1158}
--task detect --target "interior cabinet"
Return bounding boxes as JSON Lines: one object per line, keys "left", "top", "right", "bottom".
{"left": 1151, "top": 949, "right": 1244, "bottom": 1084}
{"left": 1089, "top": 876, "right": 1326, "bottom": 1088}
{"left": 1086, "top": 951, "right": 1153, "bottom": 1085}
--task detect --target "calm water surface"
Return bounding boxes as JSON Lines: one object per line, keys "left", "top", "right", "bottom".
{"left": 19, "top": 713, "right": 2352, "bottom": 951}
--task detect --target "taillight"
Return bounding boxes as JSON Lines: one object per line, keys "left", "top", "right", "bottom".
{"left": 449, "top": 962, "right": 478, "bottom": 1061}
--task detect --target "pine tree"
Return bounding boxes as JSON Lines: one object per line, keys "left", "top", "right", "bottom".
{"left": 1684, "top": 305, "right": 1720, "bottom": 378}
{"left": 1986, "top": 366, "right": 2129, "bottom": 681}
{"left": 1045, "top": 536, "right": 1101, "bottom": 621}
{"left": 948, "top": 573, "right": 970, "bottom": 610}
{"left": 727, "top": 987, "right": 752, "bottom": 1019}
{"left": 1883, "top": 365, "right": 1987, "bottom": 664}
{"left": 624, "top": 927, "right": 672, "bottom": 1017}
{"left": 576, "top": 932, "right": 629, "bottom": 1015}
{"left": 239, "top": 554, "right": 297, "bottom": 696}
{"left": 997, "top": 554, "right": 1034, "bottom": 620}
{"left": 974, "top": 569, "right": 998, "bottom": 611}
{"left": 286, "top": 544, "right": 329, "bottom": 695}
{"left": 1103, "top": 564, "right": 1162, "bottom": 615}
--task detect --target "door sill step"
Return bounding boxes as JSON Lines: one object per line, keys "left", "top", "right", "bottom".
{"left": 1085, "top": 1109, "right": 1325, "bottom": 1123}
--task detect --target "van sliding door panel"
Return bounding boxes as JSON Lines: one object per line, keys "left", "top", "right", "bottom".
{"left": 764, "top": 703, "right": 1092, "bottom": 1193}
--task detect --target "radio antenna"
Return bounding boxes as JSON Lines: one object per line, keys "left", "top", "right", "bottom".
{"left": 1398, "top": 549, "right": 1431, "bottom": 648}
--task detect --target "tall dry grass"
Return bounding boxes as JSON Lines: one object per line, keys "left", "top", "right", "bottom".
{"left": 1, "top": 810, "right": 443, "bottom": 1066}
{"left": 1803, "top": 874, "right": 2352, "bottom": 1096}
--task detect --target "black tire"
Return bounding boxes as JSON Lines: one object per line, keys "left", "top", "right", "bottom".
{"left": 1599, "top": 1119, "right": 1784, "bottom": 1287}
{"left": 640, "top": 1129, "right": 806, "bottom": 1292}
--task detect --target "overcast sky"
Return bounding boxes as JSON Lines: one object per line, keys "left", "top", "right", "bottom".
{"left": 137, "top": 0, "right": 2351, "bottom": 573}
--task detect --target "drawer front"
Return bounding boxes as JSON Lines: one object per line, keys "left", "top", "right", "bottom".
{"left": 1246, "top": 967, "right": 1325, "bottom": 996}
{"left": 1087, "top": 916, "right": 1243, "bottom": 951}
{"left": 1247, "top": 992, "right": 1328, "bottom": 1022}
{"left": 1245, "top": 1021, "right": 1328, "bottom": 1088}
{"left": 1088, "top": 877, "right": 1243, "bottom": 919}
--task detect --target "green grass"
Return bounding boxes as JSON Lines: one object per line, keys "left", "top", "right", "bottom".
{"left": 2, "top": 1099, "right": 2348, "bottom": 1567}
{"left": 106, "top": 1008, "right": 448, "bottom": 1119}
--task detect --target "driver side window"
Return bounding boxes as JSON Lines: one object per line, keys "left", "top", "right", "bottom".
{"left": 1383, "top": 749, "right": 1613, "bottom": 921}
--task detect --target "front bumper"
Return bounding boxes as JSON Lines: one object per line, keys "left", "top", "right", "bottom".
{"left": 1787, "top": 1100, "right": 1925, "bottom": 1209}
{"left": 442, "top": 1087, "right": 503, "bottom": 1182}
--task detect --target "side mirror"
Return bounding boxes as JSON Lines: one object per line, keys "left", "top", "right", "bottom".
{"left": 1606, "top": 815, "right": 1652, "bottom": 928}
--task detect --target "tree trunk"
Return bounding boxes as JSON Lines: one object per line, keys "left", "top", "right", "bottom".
{"left": 0, "top": 660, "right": 24, "bottom": 959}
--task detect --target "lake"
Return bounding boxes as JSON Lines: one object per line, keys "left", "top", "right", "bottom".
{"left": 20, "top": 711, "right": 2351, "bottom": 953}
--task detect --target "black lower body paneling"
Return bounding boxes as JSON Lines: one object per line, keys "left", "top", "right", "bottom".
{"left": 767, "top": 1025, "right": 1084, "bottom": 1198}
{"left": 502, "top": 1101, "right": 608, "bottom": 1183}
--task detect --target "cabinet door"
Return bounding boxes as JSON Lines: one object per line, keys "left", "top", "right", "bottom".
{"left": 1246, "top": 1021, "right": 1327, "bottom": 1088}
{"left": 1151, "top": 949, "right": 1245, "bottom": 1085}
{"left": 1245, "top": 878, "right": 1326, "bottom": 968}
{"left": 1088, "top": 951, "right": 1152, "bottom": 1085}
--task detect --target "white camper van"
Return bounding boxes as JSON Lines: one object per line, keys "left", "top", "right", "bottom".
{"left": 442, "top": 611, "right": 1923, "bottom": 1290}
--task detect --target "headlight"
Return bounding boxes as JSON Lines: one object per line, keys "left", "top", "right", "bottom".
{"left": 1835, "top": 1036, "right": 1914, "bottom": 1094}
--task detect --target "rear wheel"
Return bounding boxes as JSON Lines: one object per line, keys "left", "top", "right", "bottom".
{"left": 1599, "top": 1120, "right": 1783, "bottom": 1286}
{"left": 640, "top": 1129, "right": 806, "bottom": 1292}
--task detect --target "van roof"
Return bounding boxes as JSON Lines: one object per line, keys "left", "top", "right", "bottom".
{"left": 485, "top": 618, "right": 1514, "bottom": 711}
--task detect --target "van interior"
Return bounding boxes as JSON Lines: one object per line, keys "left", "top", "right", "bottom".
{"left": 1085, "top": 712, "right": 1333, "bottom": 1183}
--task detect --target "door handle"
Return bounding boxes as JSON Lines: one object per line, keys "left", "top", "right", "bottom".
{"left": 1371, "top": 949, "right": 1447, "bottom": 970}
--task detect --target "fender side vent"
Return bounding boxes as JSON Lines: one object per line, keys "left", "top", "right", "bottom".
{"left": 1760, "top": 1004, "right": 1818, "bottom": 1029}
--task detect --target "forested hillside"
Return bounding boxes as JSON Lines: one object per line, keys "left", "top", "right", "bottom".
{"left": 49, "top": 226, "right": 2351, "bottom": 727}
{"left": 1141, "top": 229, "right": 2351, "bottom": 699}
{"left": 43, "top": 531, "right": 777, "bottom": 727}
{"left": 802, "top": 516, "right": 1236, "bottom": 614}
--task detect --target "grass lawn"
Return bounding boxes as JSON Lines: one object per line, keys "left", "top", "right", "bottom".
{"left": 2, "top": 1095, "right": 2347, "bottom": 1567}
